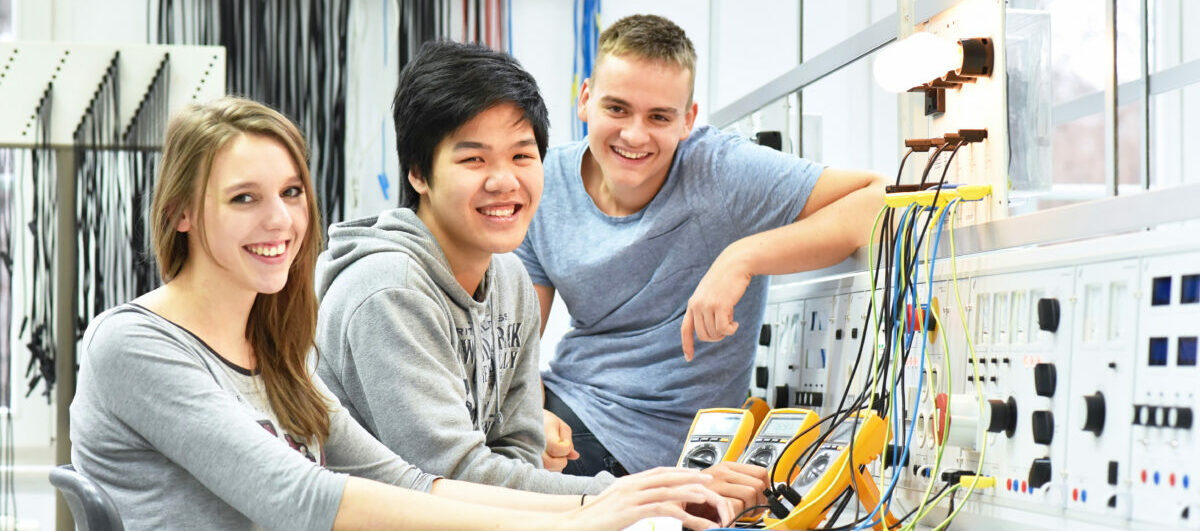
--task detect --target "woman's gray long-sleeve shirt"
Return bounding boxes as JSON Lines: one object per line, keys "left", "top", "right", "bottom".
{"left": 70, "top": 303, "right": 437, "bottom": 530}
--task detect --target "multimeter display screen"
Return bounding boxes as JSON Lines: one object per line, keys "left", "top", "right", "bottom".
{"left": 761, "top": 415, "right": 808, "bottom": 437}
{"left": 826, "top": 419, "right": 864, "bottom": 445}
{"left": 694, "top": 413, "right": 744, "bottom": 435}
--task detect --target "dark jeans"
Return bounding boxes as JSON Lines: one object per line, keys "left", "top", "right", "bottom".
{"left": 544, "top": 389, "right": 629, "bottom": 478}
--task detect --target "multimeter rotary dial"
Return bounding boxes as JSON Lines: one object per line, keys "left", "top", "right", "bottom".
{"left": 683, "top": 444, "right": 719, "bottom": 469}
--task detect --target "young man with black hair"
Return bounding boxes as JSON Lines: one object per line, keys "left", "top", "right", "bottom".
{"left": 313, "top": 41, "right": 763, "bottom": 519}
{"left": 517, "top": 14, "right": 886, "bottom": 483}
{"left": 314, "top": 40, "right": 609, "bottom": 495}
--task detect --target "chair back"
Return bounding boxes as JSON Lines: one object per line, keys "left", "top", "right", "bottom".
{"left": 48, "top": 464, "right": 124, "bottom": 531}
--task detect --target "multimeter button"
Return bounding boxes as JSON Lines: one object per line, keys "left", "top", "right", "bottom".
{"left": 719, "top": 437, "right": 730, "bottom": 442}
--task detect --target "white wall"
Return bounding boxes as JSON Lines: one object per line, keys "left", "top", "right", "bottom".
{"left": 17, "top": 0, "right": 147, "bottom": 41}
{"left": 709, "top": 0, "right": 799, "bottom": 111}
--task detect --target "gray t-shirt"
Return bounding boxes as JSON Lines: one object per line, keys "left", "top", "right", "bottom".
{"left": 515, "top": 125, "right": 822, "bottom": 472}
{"left": 70, "top": 304, "right": 437, "bottom": 530}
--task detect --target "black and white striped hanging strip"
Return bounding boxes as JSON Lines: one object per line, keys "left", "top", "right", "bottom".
{"left": 156, "top": 0, "right": 350, "bottom": 228}
{"left": 73, "top": 53, "right": 122, "bottom": 351}
{"left": 0, "top": 107, "right": 17, "bottom": 528}
{"left": 121, "top": 54, "right": 170, "bottom": 296}
{"left": 22, "top": 86, "right": 56, "bottom": 402}
{"left": 0, "top": 148, "right": 11, "bottom": 411}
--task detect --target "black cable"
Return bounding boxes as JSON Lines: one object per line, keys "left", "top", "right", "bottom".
{"left": 821, "top": 487, "right": 855, "bottom": 528}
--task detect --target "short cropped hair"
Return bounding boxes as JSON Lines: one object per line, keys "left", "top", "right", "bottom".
{"left": 596, "top": 14, "right": 697, "bottom": 99}
{"left": 392, "top": 40, "right": 549, "bottom": 210}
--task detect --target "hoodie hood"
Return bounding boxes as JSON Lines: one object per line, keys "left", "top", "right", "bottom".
{"left": 317, "top": 208, "right": 488, "bottom": 311}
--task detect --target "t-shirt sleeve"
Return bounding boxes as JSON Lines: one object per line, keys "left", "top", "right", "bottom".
{"left": 705, "top": 133, "right": 825, "bottom": 236}
{"left": 515, "top": 231, "right": 551, "bottom": 287}
{"left": 83, "top": 317, "right": 347, "bottom": 531}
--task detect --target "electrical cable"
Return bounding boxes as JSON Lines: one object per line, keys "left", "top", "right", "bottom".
{"left": 761, "top": 137, "right": 987, "bottom": 531}
{"left": 843, "top": 140, "right": 971, "bottom": 530}
{"left": 923, "top": 199, "right": 989, "bottom": 530}
{"left": 571, "top": 0, "right": 600, "bottom": 140}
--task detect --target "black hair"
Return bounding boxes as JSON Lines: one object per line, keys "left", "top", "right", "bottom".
{"left": 393, "top": 40, "right": 549, "bottom": 210}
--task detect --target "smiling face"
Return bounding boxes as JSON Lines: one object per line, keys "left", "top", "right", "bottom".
{"left": 411, "top": 102, "right": 543, "bottom": 271}
{"left": 178, "top": 133, "right": 309, "bottom": 296}
{"left": 577, "top": 53, "right": 698, "bottom": 201}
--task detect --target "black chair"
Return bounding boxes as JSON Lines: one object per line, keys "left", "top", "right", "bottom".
{"left": 48, "top": 464, "right": 124, "bottom": 531}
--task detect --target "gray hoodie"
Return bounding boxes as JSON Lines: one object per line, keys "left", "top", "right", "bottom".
{"left": 315, "top": 208, "right": 612, "bottom": 494}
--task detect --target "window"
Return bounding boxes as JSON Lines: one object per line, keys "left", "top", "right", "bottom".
{"left": 0, "top": 0, "right": 11, "bottom": 41}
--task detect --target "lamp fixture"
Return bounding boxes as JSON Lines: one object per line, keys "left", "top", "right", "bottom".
{"left": 873, "top": 32, "right": 995, "bottom": 115}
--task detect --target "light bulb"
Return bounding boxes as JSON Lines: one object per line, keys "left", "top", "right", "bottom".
{"left": 873, "top": 32, "right": 962, "bottom": 93}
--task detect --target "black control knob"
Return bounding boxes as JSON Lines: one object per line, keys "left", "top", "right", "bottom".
{"left": 1037, "top": 298, "right": 1061, "bottom": 332}
{"left": 755, "top": 366, "right": 769, "bottom": 388}
{"left": 773, "top": 385, "right": 790, "bottom": 408}
{"left": 1028, "top": 458, "right": 1052, "bottom": 489}
{"left": 1034, "top": 363, "right": 1057, "bottom": 397}
{"left": 1082, "top": 392, "right": 1106, "bottom": 435}
{"left": 759, "top": 324, "right": 772, "bottom": 347}
{"left": 986, "top": 397, "right": 1018, "bottom": 438}
{"left": 684, "top": 446, "right": 718, "bottom": 470}
{"left": 1176, "top": 407, "right": 1194, "bottom": 429}
{"left": 1133, "top": 405, "right": 1144, "bottom": 425}
{"left": 1032, "top": 410, "right": 1054, "bottom": 445}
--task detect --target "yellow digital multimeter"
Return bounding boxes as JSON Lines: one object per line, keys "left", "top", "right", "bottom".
{"left": 763, "top": 410, "right": 898, "bottom": 531}
{"left": 736, "top": 408, "right": 820, "bottom": 524}
{"left": 677, "top": 408, "right": 756, "bottom": 470}
{"left": 738, "top": 408, "right": 820, "bottom": 484}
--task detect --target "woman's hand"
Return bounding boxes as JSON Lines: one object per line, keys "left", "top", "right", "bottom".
{"left": 561, "top": 467, "right": 732, "bottom": 530}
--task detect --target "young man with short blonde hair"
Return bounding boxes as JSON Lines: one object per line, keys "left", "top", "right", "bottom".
{"left": 518, "top": 14, "right": 885, "bottom": 494}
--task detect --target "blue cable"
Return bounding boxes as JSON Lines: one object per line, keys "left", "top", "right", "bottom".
{"left": 571, "top": 0, "right": 600, "bottom": 140}
{"left": 854, "top": 203, "right": 951, "bottom": 531}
